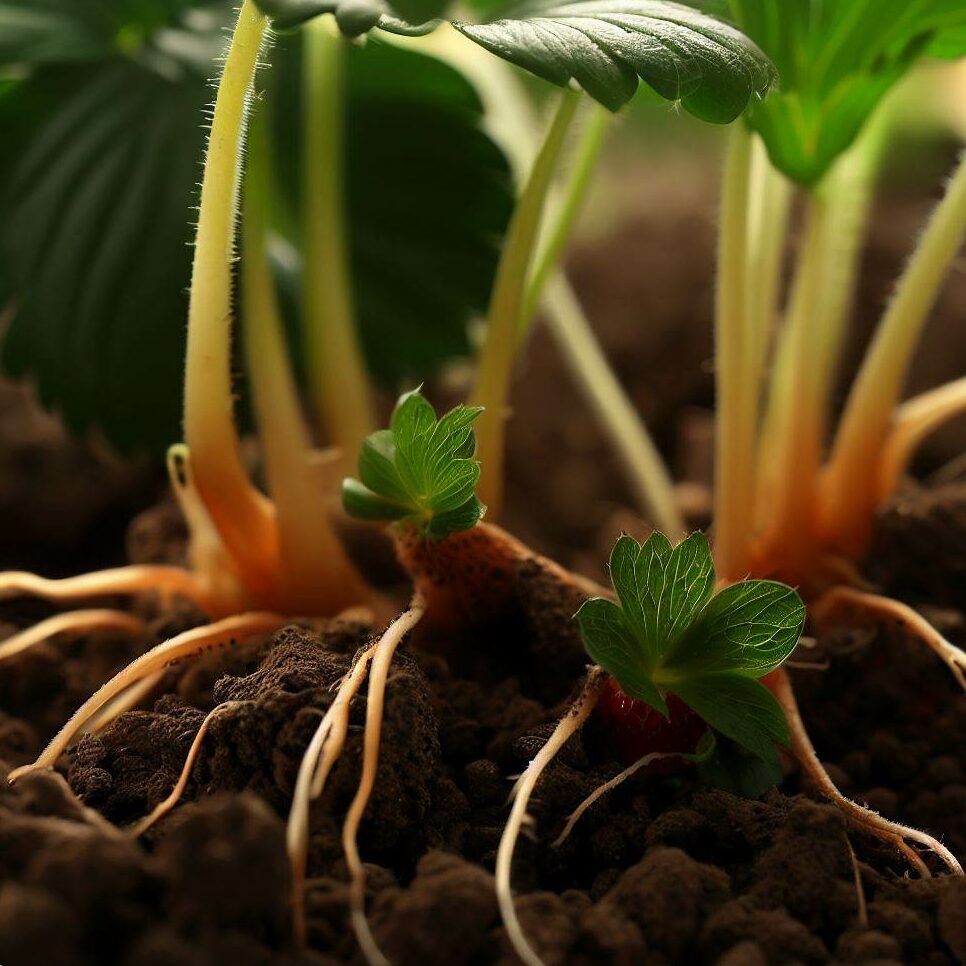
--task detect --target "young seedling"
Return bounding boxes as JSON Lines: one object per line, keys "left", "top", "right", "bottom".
{"left": 495, "top": 530, "right": 959, "bottom": 966}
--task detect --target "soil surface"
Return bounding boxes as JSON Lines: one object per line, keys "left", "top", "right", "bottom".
{"left": 2, "top": 158, "right": 966, "bottom": 966}
{"left": 1, "top": 480, "right": 966, "bottom": 966}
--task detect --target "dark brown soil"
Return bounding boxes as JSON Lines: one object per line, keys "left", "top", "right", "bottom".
{"left": 1, "top": 479, "right": 966, "bottom": 966}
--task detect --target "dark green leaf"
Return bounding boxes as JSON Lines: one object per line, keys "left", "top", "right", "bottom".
{"left": 669, "top": 672, "right": 789, "bottom": 762}
{"left": 0, "top": 0, "right": 208, "bottom": 67}
{"left": 254, "top": 0, "right": 436, "bottom": 36}
{"left": 453, "top": 0, "right": 776, "bottom": 119}
{"left": 575, "top": 596, "right": 668, "bottom": 714}
{"left": 731, "top": 0, "right": 966, "bottom": 184}
{"left": 664, "top": 579, "right": 805, "bottom": 677}
{"left": 575, "top": 531, "right": 804, "bottom": 765}
{"left": 427, "top": 494, "right": 487, "bottom": 539}
{"left": 1, "top": 22, "right": 512, "bottom": 452}
{"left": 343, "top": 390, "right": 485, "bottom": 538}
{"left": 698, "top": 734, "right": 784, "bottom": 797}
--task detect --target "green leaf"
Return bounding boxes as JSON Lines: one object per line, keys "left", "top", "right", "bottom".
{"left": 254, "top": 0, "right": 437, "bottom": 36}
{"left": 608, "top": 531, "right": 716, "bottom": 664}
{"left": 341, "top": 477, "right": 411, "bottom": 520}
{"left": 664, "top": 579, "right": 805, "bottom": 677}
{"left": 452, "top": 0, "right": 776, "bottom": 119}
{"left": 575, "top": 597, "right": 668, "bottom": 714}
{"left": 698, "top": 735, "right": 784, "bottom": 798}
{"left": 0, "top": 0, "right": 207, "bottom": 66}
{"left": 731, "top": 0, "right": 966, "bottom": 185}
{"left": 343, "top": 389, "right": 486, "bottom": 538}
{"left": 0, "top": 16, "right": 512, "bottom": 452}
{"left": 575, "top": 531, "right": 804, "bottom": 764}
{"left": 670, "top": 673, "right": 789, "bottom": 762}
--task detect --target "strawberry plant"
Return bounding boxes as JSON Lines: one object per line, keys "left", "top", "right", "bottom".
{"left": 4, "top": 1, "right": 966, "bottom": 965}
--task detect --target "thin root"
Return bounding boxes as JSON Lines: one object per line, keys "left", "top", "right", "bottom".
{"left": 813, "top": 586, "right": 966, "bottom": 694}
{"left": 8, "top": 612, "right": 285, "bottom": 784}
{"left": 497, "top": 668, "right": 607, "bottom": 966}
{"left": 773, "top": 669, "right": 962, "bottom": 876}
{"left": 552, "top": 749, "right": 687, "bottom": 848}
{"left": 846, "top": 838, "right": 869, "bottom": 928}
{"left": 129, "top": 700, "right": 249, "bottom": 838}
{"left": 86, "top": 671, "right": 166, "bottom": 735}
{"left": 343, "top": 599, "right": 425, "bottom": 966}
{"left": 0, "top": 609, "right": 147, "bottom": 663}
{"left": 288, "top": 643, "right": 378, "bottom": 948}
{"left": 0, "top": 565, "right": 211, "bottom": 611}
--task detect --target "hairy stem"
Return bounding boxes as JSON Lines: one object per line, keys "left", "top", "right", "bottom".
{"left": 471, "top": 88, "right": 581, "bottom": 518}
{"left": 822, "top": 151, "right": 966, "bottom": 554}
{"left": 303, "top": 16, "right": 375, "bottom": 460}
{"left": 756, "top": 133, "right": 879, "bottom": 547}
{"left": 541, "top": 274, "right": 685, "bottom": 538}
{"left": 713, "top": 124, "right": 755, "bottom": 579}
{"left": 522, "top": 102, "right": 609, "bottom": 329}
{"left": 183, "top": 0, "right": 277, "bottom": 590}
{"left": 243, "top": 107, "right": 367, "bottom": 614}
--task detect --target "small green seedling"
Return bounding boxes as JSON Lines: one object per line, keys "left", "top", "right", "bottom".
{"left": 577, "top": 531, "right": 805, "bottom": 763}
{"left": 342, "top": 389, "right": 486, "bottom": 539}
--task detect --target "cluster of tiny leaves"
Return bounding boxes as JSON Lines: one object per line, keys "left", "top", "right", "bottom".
{"left": 577, "top": 531, "right": 805, "bottom": 763}
{"left": 342, "top": 390, "right": 486, "bottom": 539}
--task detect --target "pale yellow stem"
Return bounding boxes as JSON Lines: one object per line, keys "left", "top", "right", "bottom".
{"left": 243, "top": 109, "right": 368, "bottom": 615}
{"left": 822, "top": 151, "right": 966, "bottom": 553}
{"left": 303, "top": 16, "right": 374, "bottom": 459}
{"left": 713, "top": 124, "right": 755, "bottom": 579}
{"left": 184, "top": 0, "right": 279, "bottom": 592}
{"left": 471, "top": 89, "right": 581, "bottom": 519}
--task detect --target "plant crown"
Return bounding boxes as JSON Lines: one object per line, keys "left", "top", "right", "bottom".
{"left": 343, "top": 389, "right": 486, "bottom": 539}
{"left": 576, "top": 531, "right": 805, "bottom": 762}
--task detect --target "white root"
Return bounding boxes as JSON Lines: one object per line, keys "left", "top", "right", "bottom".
{"left": 86, "top": 671, "right": 166, "bottom": 735}
{"left": 496, "top": 668, "right": 607, "bottom": 966}
{"left": 0, "top": 565, "right": 211, "bottom": 610}
{"left": 812, "top": 586, "right": 966, "bottom": 694}
{"left": 773, "top": 669, "right": 962, "bottom": 876}
{"left": 0, "top": 609, "right": 147, "bottom": 663}
{"left": 342, "top": 598, "right": 425, "bottom": 966}
{"left": 552, "top": 749, "right": 686, "bottom": 848}
{"left": 129, "top": 700, "right": 250, "bottom": 839}
{"left": 287, "top": 643, "right": 378, "bottom": 948}
{"left": 8, "top": 612, "right": 285, "bottom": 784}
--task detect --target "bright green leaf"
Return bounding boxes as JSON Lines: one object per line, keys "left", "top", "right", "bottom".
{"left": 453, "top": 0, "right": 776, "bottom": 119}
{"left": 664, "top": 579, "right": 805, "bottom": 677}
{"left": 575, "top": 596, "right": 669, "bottom": 714}
{"left": 343, "top": 390, "right": 485, "bottom": 538}
{"left": 575, "top": 531, "right": 804, "bottom": 765}
{"left": 341, "top": 477, "right": 411, "bottom": 520}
